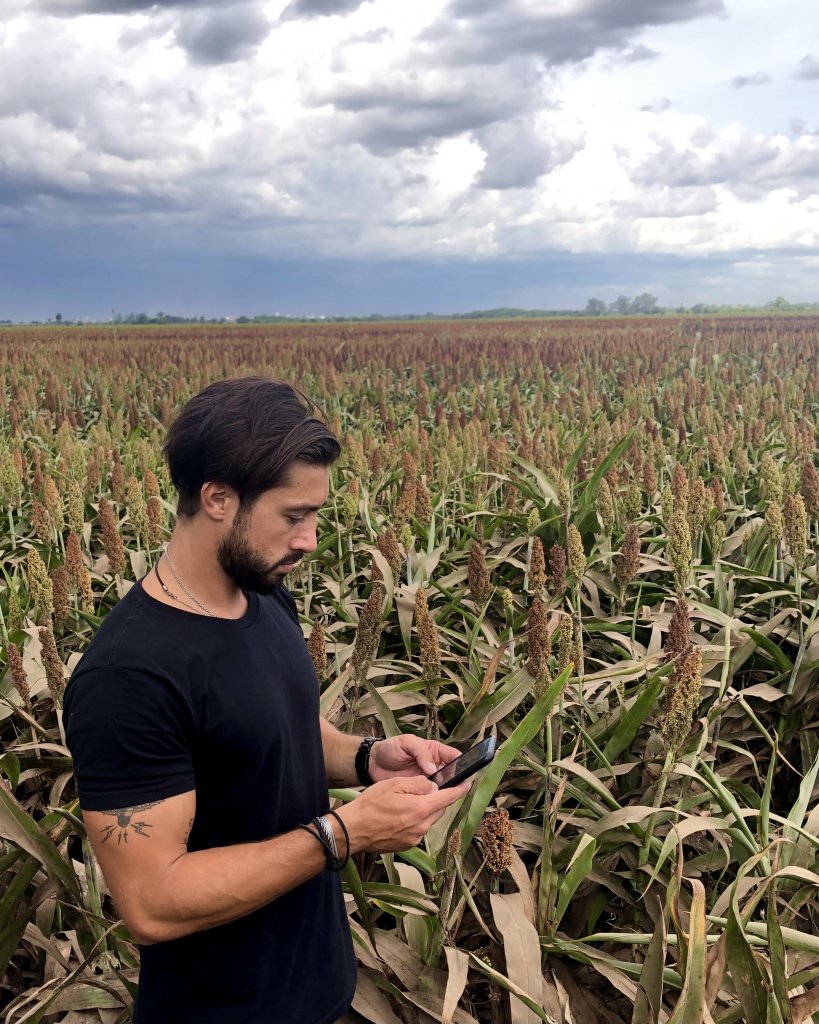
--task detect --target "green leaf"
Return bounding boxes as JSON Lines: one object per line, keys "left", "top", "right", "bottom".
{"left": 553, "top": 833, "right": 596, "bottom": 928}
{"left": 0, "top": 779, "right": 82, "bottom": 899}
{"left": 458, "top": 665, "right": 572, "bottom": 854}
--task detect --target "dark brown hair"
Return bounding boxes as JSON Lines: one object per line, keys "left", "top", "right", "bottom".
{"left": 164, "top": 377, "right": 341, "bottom": 517}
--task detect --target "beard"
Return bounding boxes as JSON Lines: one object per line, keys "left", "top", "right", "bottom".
{"left": 217, "top": 514, "right": 301, "bottom": 595}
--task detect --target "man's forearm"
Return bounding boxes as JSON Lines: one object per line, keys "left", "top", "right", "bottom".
{"left": 320, "top": 717, "right": 364, "bottom": 787}
{"left": 133, "top": 820, "right": 349, "bottom": 945}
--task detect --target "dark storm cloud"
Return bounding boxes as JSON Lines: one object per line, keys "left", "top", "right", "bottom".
{"left": 423, "top": 0, "right": 726, "bottom": 67}
{"left": 731, "top": 72, "right": 770, "bottom": 88}
{"left": 794, "top": 54, "right": 819, "bottom": 80}
{"left": 318, "top": 69, "right": 539, "bottom": 153}
{"left": 174, "top": 2, "right": 270, "bottom": 64}
{"left": 280, "top": 0, "right": 369, "bottom": 20}
{"left": 476, "top": 120, "right": 580, "bottom": 190}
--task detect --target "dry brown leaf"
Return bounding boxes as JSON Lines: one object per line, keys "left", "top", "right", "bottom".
{"left": 352, "top": 969, "right": 404, "bottom": 1024}
{"left": 442, "top": 947, "right": 469, "bottom": 1024}
{"left": 490, "top": 892, "right": 544, "bottom": 1024}
{"left": 507, "top": 847, "right": 537, "bottom": 925}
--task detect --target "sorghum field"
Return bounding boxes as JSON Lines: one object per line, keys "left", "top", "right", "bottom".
{"left": 1, "top": 317, "right": 819, "bottom": 1024}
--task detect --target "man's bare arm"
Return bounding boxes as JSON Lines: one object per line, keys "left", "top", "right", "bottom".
{"left": 320, "top": 717, "right": 361, "bottom": 787}
{"left": 84, "top": 792, "right": 332, "bottom": 945}
{"left": 85, "top": 777, "right": 469, "bottom": 946}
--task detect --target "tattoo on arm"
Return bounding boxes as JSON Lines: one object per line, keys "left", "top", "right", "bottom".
{"left": 98, "top": 801, "right": 163, "bottom": 844}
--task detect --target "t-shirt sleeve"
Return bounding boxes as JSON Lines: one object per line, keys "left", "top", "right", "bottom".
{"left": 65, "top": 664, "right": 197, "bottom": 812}
{"left": 276, "top": 587, "right": 301, "bottom": 627}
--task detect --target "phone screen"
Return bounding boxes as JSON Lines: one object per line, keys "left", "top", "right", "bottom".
{"left": 429, "top": 738, "right": 495, "bottom": 787}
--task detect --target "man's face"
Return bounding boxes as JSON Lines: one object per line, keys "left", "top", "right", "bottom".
{"left": 217, "top": 461, "right": 330, "bottom": 594}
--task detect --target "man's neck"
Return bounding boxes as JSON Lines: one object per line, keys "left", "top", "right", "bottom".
{"left": 145, "top": 527, "right": 248, "bottom": 620}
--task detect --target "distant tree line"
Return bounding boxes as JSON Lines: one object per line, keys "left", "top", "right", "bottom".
{"left": 6, "top": 297, "right": 819, "bottom": 327}
{"left": 585, "top": 295, "right": 819, "bottom": 316}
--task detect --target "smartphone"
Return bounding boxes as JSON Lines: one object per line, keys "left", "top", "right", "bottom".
{"left": 427, "top": 736, "right": 497, "bottom": 789}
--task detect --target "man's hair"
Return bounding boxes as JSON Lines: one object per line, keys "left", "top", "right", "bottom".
{"left": 164, "top": 377, "right": 341, "bottom": 518}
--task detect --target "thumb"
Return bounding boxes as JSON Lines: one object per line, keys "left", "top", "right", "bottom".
{"left": 397, "top": 775, "right": 439, "bottom": 795}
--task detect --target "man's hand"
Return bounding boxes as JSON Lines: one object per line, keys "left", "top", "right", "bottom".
{"left": 338, "top": 775, "right": 470, "bottom": 853}
{"left": 368, "top": 734, "right": 461, "bottom": 781}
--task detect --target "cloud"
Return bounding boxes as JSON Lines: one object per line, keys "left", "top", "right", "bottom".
{"left": 628, "top": 126, "right": 819, "bottom": 203}
{"left": 620, "top": 43, "right": 660, "bottom": 63}
{"left": 423, "top": 0, "right": 726, "bottom": 67}
{"left": 731, "top": 72, "right": 770, "bottom": 88}
{"left": 476, "top": 119, "right": 581, "bottom": 190}
{"left": 280, "top": 0, "right": 369, "bottom": 20}
{"left": 313, "top": 66, "right": 542, "bottom": 154}
{"left": 640, "top": 98, "right": 673, "bottom": 113}
{"left": 37, "top": 0, "right": 210, "bottom": 12}
{"left": 794, "top": 54, "right": 819, "bottom": 80}
{"left": 173, "top": 1, "right": 270, "bottom": 64}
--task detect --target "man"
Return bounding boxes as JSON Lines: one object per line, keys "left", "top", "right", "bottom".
{"left": 64, "top": 377, "right": 469, "bottom": 1024}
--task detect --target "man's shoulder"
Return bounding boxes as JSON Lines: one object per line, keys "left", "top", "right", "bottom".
{"left": 260, "top": 585, "right": 300, "bottom": 625}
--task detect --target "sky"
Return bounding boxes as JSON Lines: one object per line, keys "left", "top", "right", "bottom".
{"left": 1, "top": 0, "right": 818, "bottom": 319}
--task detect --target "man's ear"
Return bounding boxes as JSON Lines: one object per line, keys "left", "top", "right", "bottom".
{"left": 199, "top": 482, "right": 236, "bottom": 522}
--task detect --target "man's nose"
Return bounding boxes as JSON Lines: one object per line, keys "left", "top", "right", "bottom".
{"left": 292, "top": 524, "right": 318, "bottom": 552}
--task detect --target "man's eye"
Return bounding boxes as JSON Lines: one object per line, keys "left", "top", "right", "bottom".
{"left": 287, "top": 515, "right": 305, "bottom": 525}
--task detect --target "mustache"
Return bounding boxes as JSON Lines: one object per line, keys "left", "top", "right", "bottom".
{"left": 271, "top": 555, "right": 303, "bottom": 570}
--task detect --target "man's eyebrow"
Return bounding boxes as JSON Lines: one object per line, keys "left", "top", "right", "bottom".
{"left": 282, "top": 503, "right": 323, "bottom": 513}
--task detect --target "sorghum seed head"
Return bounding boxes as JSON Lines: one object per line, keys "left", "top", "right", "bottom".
{"left": 665, "top": 596, "right": 691, "bottom": 662}
{"left": 556, "top": 615, "right": 574, "bottom": 673}
{"left": 659, "top": 646, "right": 703, "bottom": 754}
{"left": 26, "top": 548, "right": 53, "bottom": 621}
{"left": 529, "top": 537, "right": 547, "bottom": 596}
{"left": 597, "top": 478, "right": 615, "bottom": 535}
{"left": 526, "top": 597, "right": 551, "bottom": 680}
{"left": 414, "top": 478, "right": 433, "bottom": 526}
{"left": 7, "top": 642, "right": 30, "bottom": 708}
{"left": 567, "top": 524, "right": 586, "bottom": 582}
{"left": 65, "top": 531, "right": 84, "bottom": 588}
{"left": 800, "top": 461, "right": 819, "bottom": 520}
{"left": 468, "top": 541, "right": 492, "bottom": 605}
{"left": 66, "top": 479, "right": 84, "bottom": 535}
{"left": 98, "top": 497, "right": 126, "bottom": 575}
{"left": 52, "top": 567, "right": 70, "bottom": 628}
{"left": 614, "top": 524, "right": 641, "bottom": 589}
{"left": 32, "top": 499, "right": 51, "bottom": 543}
{"left": 415, "top": 587, "right": 441, "bottom": 682}
{"left": 548, "top": 543, "right": 567, "bottom": 596}
{"left": 377, "top": 528, "right": 402, "bottom": 579}
{"left": 668, "top": 509, "right": 692, "bottom": 596}
{"left": 765, "top": 500, "right": 783, "bottom": 543}
{"left": 479, "top": 807, "right": 514, "bottom": 875}
{"left": 39, "top": 625, "right": 65, "bottom": 704}
{"left": 307, "top": 621, "right": 328, "bottom": 681}
{"left": 783, "top": 493, "right": 807, "bottom": 569}
{"left": 43, "top": 476, "right": 64, "bottom": 531}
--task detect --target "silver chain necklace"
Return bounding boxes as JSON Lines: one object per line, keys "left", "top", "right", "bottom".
{"left": 162, "top": 547, "right": 216, "bottom": 617}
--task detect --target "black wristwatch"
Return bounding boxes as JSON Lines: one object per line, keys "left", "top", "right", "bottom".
{"left": 355, "top": 736, "right": 381, "bottom": 787}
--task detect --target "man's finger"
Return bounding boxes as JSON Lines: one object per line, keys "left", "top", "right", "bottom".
{"left": 395, "top": 775, "right": 439, "bottom": 795}
{"left": 431, "top": 742, "right": 462, "bottom": 765}
{"left": 427, "top": 780, "right": 471, "bottom": 810}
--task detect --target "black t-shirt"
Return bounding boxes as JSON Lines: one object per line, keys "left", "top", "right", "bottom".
{"left": 64, "top": 579, "right": 356, "bottom": 1024}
